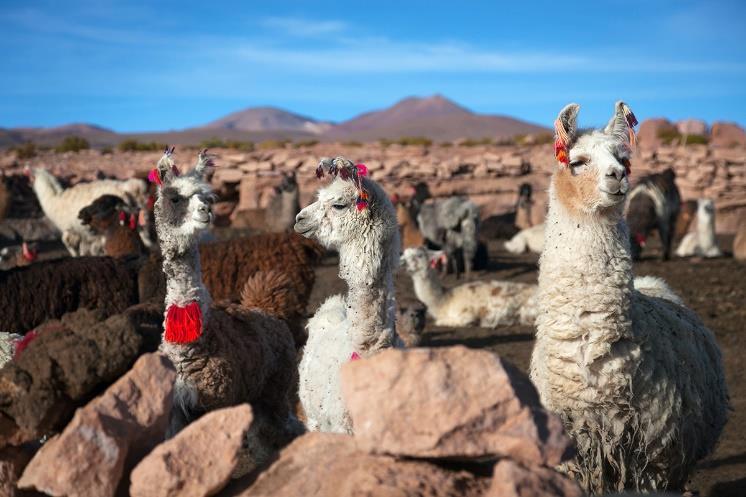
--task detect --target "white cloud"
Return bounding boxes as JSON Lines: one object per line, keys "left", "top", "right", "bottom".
{"left": 260, "top": 16, "right": 348, "bottom": 37}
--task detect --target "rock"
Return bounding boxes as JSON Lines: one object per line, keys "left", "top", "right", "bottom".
{"left": 0, "top": 445, "right": 35, "bottom": 497}
{"left": 734, "top": 220, "right": 746, "bottom": 260}
{"left": 213, "top": 168, "right": 245, "bottom": 185}
{"left": 242, "top": 432, "right": 489, "bottom": 497}
{"left": 341, "top": 346, "right": 573, "bottom": 466}
{"left": 637, "top": 118, "right": 678, "bottom": 148}
{"left": 711, "top": 122, "right": 746, "bottom": 147}
{"left": 130, "top": 405, "right": 253, "bottom": 497}
{"left": 18, "top": 353, "right": 175, "bottom": 497}
{"left": 675, "top": 119, "right": 708, "bottom": 137}
{"left": 488, "top": 459, "right": 584, "bottom": 497}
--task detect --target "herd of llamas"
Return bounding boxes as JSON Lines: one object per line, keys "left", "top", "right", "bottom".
{"left": 0, "top": 100, "right": 740, "bottom": 495}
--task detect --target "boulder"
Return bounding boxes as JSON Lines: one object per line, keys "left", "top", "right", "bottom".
{"left": 242, "top": 432, "right": 489, "bottom": 497}
{"left": 488, "top": 459, "right": 584, "bottom": 497}
{"left": 637, "top": 119, "right": 678, "bottom": 148}
{"left": 711, "top": 122, "right": 746, "bottom": 147}
{"left": 17, "top": 353, "right": 175, "bottom": 497}
{"left": 130, "top": 405, "right": 253, "bottom": 497}
{"left": 675, "top": 119, "right": 708, "bottom": 137}
{"left": 0, "top": 445, "right": 35, "bottom": 497}
{"left": 341, "top": 346, "right": 573, "bottom": 466}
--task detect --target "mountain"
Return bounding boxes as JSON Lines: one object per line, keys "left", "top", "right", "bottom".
{"left": 201, "top": 106, "right": 332, "bottom": 135}
{"left": 1, "top": 123, "right": 118, "bottom": 148}
{"left": 326, "top": 95, "right": 547, "bottom": 141}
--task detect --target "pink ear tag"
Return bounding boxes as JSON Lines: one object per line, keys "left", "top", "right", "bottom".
{"left": 147, "top": 169, "right": 162, "bottom": 186}
{"left": 355, "top": 164, "right": 368, "bottom": 177}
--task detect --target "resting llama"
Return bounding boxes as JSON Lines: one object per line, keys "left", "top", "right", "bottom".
{"left": 505, "top": 223, "right": 544, "bottom": 254}
{"left": 294, "top": 156, "right": 401, "bottom": 434}
{"left": 401, "top": 246, "right": 538, "bottom": 327}
{"left": 675, "top": 198, "right": 722, "bottom": 258}
{"left": 30, "top": 168, "right": 146, "bottom": 255}
{"left": 530, "top": 102, "right": 728, "bottom": 494}
{"left": 152, "top": 148, "right": 298, "bottom": 474}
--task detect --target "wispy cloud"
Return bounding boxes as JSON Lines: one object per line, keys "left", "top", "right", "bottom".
{"left": 260, "top": 16, "right": 348, "bottom": 37}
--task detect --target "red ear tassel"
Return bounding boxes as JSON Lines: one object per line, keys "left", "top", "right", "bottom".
{"left": 554, "top": 138, "right": 569, "bottom": 166}
{"left": 14, "top": 330, "right": 39, "bottom": 360}
{"left": 118, "top": 211, "right": 126, "bottom": 224}
{"left": 148, "top": 169, "right": 162, "bottom": 186}
{"left": 350, "top": 351, "right": 361, "bottom": 361}
{"left": 164, "top": 302, "right": 203, "bottom": 344}
{"left": 129, "top": 213, "right": 137, "bottom": 231}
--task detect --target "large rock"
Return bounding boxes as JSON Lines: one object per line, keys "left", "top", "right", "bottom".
{"left": 242, "top": 432, "right": 489, "bottom": 497}
{"left": 0, "top": 445, "right": 35, "bottom": 497}
{"left": 130, "top": 404, "right": 253, "bottom": 497}
{"left": 488, "top": 459, "right": 584, "bottom": 497}
{"left": 341, "top": 346, "right": 573, "bottom": 466}
{"left": 637, "top": 119, "right": 678, "bottom": 148}
{"left": 18, "top": 353, "right": 175, "bottom": 497}
{"left": 711, "top": 122, "right": 746, "bottom": 147}
{"left": 675, "top": 119, "right": 708, "bottom": 137}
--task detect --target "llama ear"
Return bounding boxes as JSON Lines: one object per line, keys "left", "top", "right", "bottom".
{"left": 605, "top": 101, "right": 637, "bottom": 144}
{"left": 193, "top": 149, "right": 214, "bottom": 179}
{"left": 556, "top": 103, "right": 580, "bottom": 145}
{"left": 153, "top": 146, "right": 177, "bottom": 186}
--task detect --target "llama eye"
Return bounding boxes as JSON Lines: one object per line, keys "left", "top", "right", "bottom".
{"left": 569, "top": 160, "right": 585, "bottom": 169}
{"left": 332, "top": 204, "right": 347, "bottom": 210}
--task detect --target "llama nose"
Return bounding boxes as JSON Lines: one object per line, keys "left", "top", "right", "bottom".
{"left": 197, "top": 202, "right": 210, "bottom": 214}
{"left": 606, "top": 168, "right": 625, "bottom": 181}
{"left": 295, "top": 212, "right": 306, "bottom": 223}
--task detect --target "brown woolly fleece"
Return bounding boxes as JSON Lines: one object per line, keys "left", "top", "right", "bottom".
{"left": 0, "top": 256, "right": 142, "bottom": 335}
{"left": 105, "top": 225, "right": 146, "bottom": 258}
{"left": 396, "top": 202, "right": 425, "bottom": 250}
{"left": 675, "top": 199, "right": 698, "bottom": 240}
{"left": 0, "top": 304, "right": 163, "bottom": 447}
{"left": 241, "top": 270, "right": 306, "bottom": 346}
{"left": 0, "top": 180, "right": 9, "bottom": 221}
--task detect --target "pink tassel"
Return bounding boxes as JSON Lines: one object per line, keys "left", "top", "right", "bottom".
{"left": 14, "top": 330, "right": 39, "bottom": 360}
{"left": 355, "top": 164, "right": 368, "bottom": 177}
{"left": 147, "top": 168, "right": 162, "bottom": 186}
{"left": 165, "top": 302, "right": 203, "bottom": 344}
{"left": 350, "top": 351, "right": 361, "bottom": 361}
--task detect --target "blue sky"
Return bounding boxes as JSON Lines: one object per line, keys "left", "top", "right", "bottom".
{"left": 1, "top": 0, "right": 745, "bottom": 131}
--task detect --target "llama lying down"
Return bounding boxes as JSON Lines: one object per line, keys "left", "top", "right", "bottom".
{"left": 401, "top": 247, "right": 538, "bottom": 327}
{"left": 530, "top": 101, "right": 728, "bottom": 494}
{"left": 294, "top": 156, "right": 402, "bottom": 434}
{"left": 152, "top": 148, "right": 299, "bottom": 475}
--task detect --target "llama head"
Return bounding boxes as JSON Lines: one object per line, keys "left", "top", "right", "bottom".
{"left": 551, "top": 101, "right": 636, "bottom": 218}
{"left": 698, "top": 198, "right": 715, "bottom": 220}
{"left": 275, "top": 171, "right": 298, "bottom": 194}
{"left": 153, "top": 148, "right": 216, "bottom": 253}
{"left": 401, "top": 247, "right": 445, "bottom": 274}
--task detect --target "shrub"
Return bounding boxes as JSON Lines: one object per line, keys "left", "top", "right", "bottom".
{"left": 459, "top": 137, "right": 493, "bottom": 147}
{"left": 341, "top": 140, "right": 362, "bottom": 148}
{"left": 293, "top": 139, "right": 319, "bottom": 148}
{"left": 101, "top": 146, "right": 113, "bottom": 155}
{"left": 657, "top": 129, "right": 709, "bottom": 146}
{"left": 257, "top": 139, "right": 289, "bottom": 150}
{"left": 118, "top": 139, "right": 167, "bottom": 152}
{"left": 55, "top": 136, "right": 90, "bottom": 153}
{"left": 198, "top": 137, "right": 228, "bottom": 149}
{"left": 13, "top": 142, "right": 37, "bottom": 159}
{"left": 379, "top": 136, "right": 432, "bottom": 147}
{"left": 439, "top": 141, "right": 453, "bottom": 148}
{"left": 224, "top": 140, "right": 254, "bottom": 151}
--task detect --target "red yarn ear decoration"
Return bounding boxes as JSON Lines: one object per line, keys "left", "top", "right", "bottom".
{"left": 14, "top": 330, "right": 39, "bottom": 360}
{"left": 147, "top": 168, "right": 162, "bottom": 186}
{"left": 118, "top": 211, "right": 127, "bottom": 225}
{"left": 554, "top": 138, "right": 569, "bottom": 166}
{"left": 129, "top": 213, "right": 137, "bottom": 231}
{"left": 355, "top": 164, "right": 368, "bottom": 177}
{"left": 350, "top": 351, "right": 361, "bottom": 361}
{"left": 634, "top": 232, "right": 647, "bottom": 248}
{"left": 165, "top": 302, "right": 203, "bottom": 344}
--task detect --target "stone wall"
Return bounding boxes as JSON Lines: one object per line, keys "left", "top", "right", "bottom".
{"left": 4, "top": 141, "right": 746, "bottom": 232}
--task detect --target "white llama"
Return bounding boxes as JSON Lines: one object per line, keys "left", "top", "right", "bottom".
{"left": 675, "top": 198, "right": 722, "bottom": 258}
{"left": 530, "top": 101, "right": 728, "bottom": 495}
{"left": 401, "top": 246, "right": 538, "bottom": 327}
{"left": 294, "top": 156, "right": 401, "bottom": 434}
{"left": 505, "top": 223, "right": 545, "bottom": 254}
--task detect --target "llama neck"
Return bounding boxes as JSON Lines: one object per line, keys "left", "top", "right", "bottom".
{"left": 697, "top": 210, "right": 717, "bottom": 247}
{"left": 537, "top": 185, "right": 633, "bottom": 364}
{"left": 32, "top": 173, "right": 62, "bottom": 214}
{"left": 515, "top": 200, "right": 533, "bottom": 229}
{"left": 338, "top": 237, "right": 399, "bottom": 354}
{"left": 161, "top": 244, "right": 211, "bottom": 313}
{"left": 280, "top": 190, "right": 300, "bottom": 229}
{"left": 410, "top": 268, "right": 446, "bottom": 310}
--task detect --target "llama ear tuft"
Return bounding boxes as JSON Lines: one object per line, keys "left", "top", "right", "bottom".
{"left": 556, "top": 103, "right": 580, "bottom": 145}
{"left": 194, "top": 148, "right": 214, "bottom": 179}
{"left": 605, "top": 101, "right": 637, "bottom": 144}
{"left": 154, "top": 146, "right": 178, "bottom": 185}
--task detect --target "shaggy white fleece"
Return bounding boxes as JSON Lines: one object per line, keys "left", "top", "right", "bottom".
{"left": 505, "top": 223, "right": 545, "bottom": 254}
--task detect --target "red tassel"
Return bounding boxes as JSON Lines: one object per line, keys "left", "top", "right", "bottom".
{"left": 148, "top": 168, "right": 162, "bottom": 186}
{"left": 165, "top": 302, "right": 203, "bottom": 344}
{"left": 350, "top": 351, "right": 361, "bottom": 361}
{"left": 129, "top": 213, "right": 137, "bottom": 231}
{"left": 14, "top": 330, "right": 39, "bottom": 360}
{"left": 118, "top": 211, "right": 126, "bottom": 225}
{"left": 554, "top": 138, "right": 569, "bottom": 166}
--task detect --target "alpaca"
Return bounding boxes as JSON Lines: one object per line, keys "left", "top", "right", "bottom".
{"left": 401, "top": 247, "right": 538, "bottom": 327}
{"left": 417, "top": 195, "right": 480, "bottom": 278}
{"left": 393, "top": 195, "right": 426, "bottom": 250}
{"left": 30, "top": 168, "right": 146, "bottom": 256}
{"left": 505, "top": 223, "right": 545, "bottom": 254}
{"left": 514, "top": 182, "right": 534, "bottom": 230}
{"left": 152, "top": 148, "right": 298, "bottom": 474}
{"left": 294, "top": 156, "right": 401, "bottom": 434}
{"left": 530, "top": 101, "right": 728, "bottom": 495}
{"left": 675, "top": 199, "right": 722, "bottom": 258}
{"left": 231, "top": 171, "right": 301, "bottom": 232}
{"left": 0, "top": 242, "right": 38, "bottom": 269}
{"left": 625, "top": 168, "right": 681, "bottom": 260}
{"left": 480, "top": 182, "right": 534, "bottom": 240}
{"left": 396, "top": 299, "right": 426, "bottom": 347}
{"left": 78, "top": 194, "right": 147, "bottom": 258}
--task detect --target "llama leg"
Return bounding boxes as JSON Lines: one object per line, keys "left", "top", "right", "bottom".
{"left": 659, "top": 222, "right": 672, "bottom": 260}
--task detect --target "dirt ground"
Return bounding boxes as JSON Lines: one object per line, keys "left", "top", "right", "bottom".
{"left": 307, "top": 239, "right": 746, "bottom": 497}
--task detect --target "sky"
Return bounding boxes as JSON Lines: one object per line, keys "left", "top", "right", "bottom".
{"left": 1, "top": 0, "right": 745, "bottom": 132}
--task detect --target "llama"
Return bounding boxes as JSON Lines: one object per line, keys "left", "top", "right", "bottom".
{"left": 480, "top": 182, "right": 534, "bottom": 240}
{"left": 401, "top": 247, "right": 538, "bottom": 327}
{"left": 152, "top": 148, "right": 299, "bottom": 473}
{"left": 294, "top": 156, "right": 401, "bottom": 434}
{"left": 505, "top": 223, "right": 545, "bottom": 254}
{"left": 231, "top": 171, "right": 301, "bottom": 232}
{"left": 395, "top": 298, "right": 426, "bottom": 347}
{"left": 530, "top": 101, "right": 728, "bottom": 495}
{"left": 625, "top": 168, "right": 681, "bottom": 260}
{"left": 78, "top": 194, "right": 146, "bottom": 258}
{"left": 30, "top": 168, "right": 147, "bottom": 255}
{"left": 675, "top": 198, "right": 722, "bottom": 258}
{"left": 393, "top": 195, "right": 425, "bottom": 250}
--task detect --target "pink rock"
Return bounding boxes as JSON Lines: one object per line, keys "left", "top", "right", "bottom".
{"left": 18, "top": 354, "right": 175, "bottom": 497}
{"left": 130, "top": 404, "right": 253, "bottom": 497}
{"left": 241, "top": 432, "right": 489, "bottom": 497}
{"left": 488, "top": 459, "right": 584, "bottom": 497}
{"left": 340, "top": 346, "right": 573, "bottom": 466}
{"left": 711, "top": 122, "right": 746, "bottom": 147}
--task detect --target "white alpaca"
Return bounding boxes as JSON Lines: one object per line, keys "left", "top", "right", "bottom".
{"left": 294, "top": 157, "right": 401, "bottom": 434}
{"left": 31, "top": 169, "right": 146, "bottom": 256}
{"left": 505, "top": 223, "right": 544, "bottom": 254}
{"left": 530, "top": 102, "right": 728, "bottom": 495}
{"left": 675, "top": 199, "right": 722, "bottom": 258}
{"left": 401, "top": 247, "right": 538, "bottom": 327}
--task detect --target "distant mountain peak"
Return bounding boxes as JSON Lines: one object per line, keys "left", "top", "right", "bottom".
{"left": 202, "top": 106, "right": 332, "bottom": 134}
